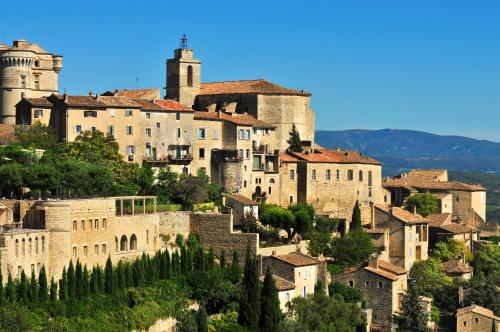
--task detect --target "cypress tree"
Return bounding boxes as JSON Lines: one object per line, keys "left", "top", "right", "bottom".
{"left": 67, "top": 261, "right": 76, "bottom": 299}
{"left": 286, "top": 123, "right": 302, "bottom": 152}
{"left": 194, "top": 247, "right": 205, "bottom": 271}
{"left": 96, "top": 265, "right": 105, "bottom": 293}
{"left": 159, "top": 251, "right": 166, "bottom": 279}
{"left": 105, "top": 256, "right": 114, "bottom": 294}
{"left": 171, "top": 251, "right": 179, "bottom": 276}
{"left": 351, "top": 200, "right": 362, "bottom": 231}
{"left": 6, "top": 273, "right": 15, "bottom": 303}
{"left": 180, "top": 246, "right": 188, "bottom": 274}
{"left": 49, "top": 278, "right": 57, "bottom": 303}
{"left": 125, "top": 263, "right": 133, "bottom": 287}
{"left": 259, "top": 268, "right": 282, "bottom": 332}
{"left": 29, "top": 268, "right": 38, "bottom": 305}
{"left": 38, "top": 265, "right": 49, "bottom": 303}
{"left": 18, "top": 270, "right": 29, "bottom": 305}
{"left": 0, "top": 270, "right": 4, "bottom": 305}
{"left": 220, "top": 249, "right": 226, "bottom": 268}
{"left": 83, "top": 266, "right": 90, "bottom": 298}
{"left": 75, "top": 260, "right": 83, "bottom": 300}
{"left": 187, "top": 246, "right": 193, "bottom": 272}
{"left": 238, "top": 248, "right": 260, "bottom": 331}
{"left": 207, "top": 247, "right": 215, "bottom": 270}
{"left": 196, "top": 304, "right": 209, "bottom": 332}
{"left": 230, "top": 251, "right": 242, "bottom": 283}
{"left": 394, "top": 279, "right": 429, "bottom": 332}
{"left": 90, "top": 267, "right": 98, "bottom": 294}
{"left": 59, "top": 267, "right": 68, "bottom": 301}
{"left": 165, "top": 250, "right": 171, "bottom": 279}
{"left": 117, "top": 262, "right": 126, "bottom": 290}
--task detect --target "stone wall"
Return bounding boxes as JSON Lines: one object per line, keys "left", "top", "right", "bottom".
{"left": 158, "top": 211, "right": 191, "bottom": 239}
{"left": 189, "top": 212, "right": 258, "bottom": 262}
{"left": 456, "top": 310, "right": 499, "bottom": 332}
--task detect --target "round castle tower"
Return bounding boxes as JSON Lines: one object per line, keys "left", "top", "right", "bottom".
{"left": 0, "top": 40, "right": 62, "bottom": 124}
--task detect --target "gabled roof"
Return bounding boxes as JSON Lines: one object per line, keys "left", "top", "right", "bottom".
{"left": 50, "top": 95, "right": 107, "bottom": 108}
{"left": 224, "top": 193, "right": 258, "bottom": 205}
{"left": 375, "top": 204, "right": 428, "bottom": 224}
{"left": 259, "top": 275, "right": 295, "bottom": 291}
{"left": 132, "top": 99, "right": 165, "bottom": 111}
{"left": 441, "top": 259, "right": 473, "bottom": 275}
{"left": 456, "top": 304, "right": 500, "bottom": 321}
{"left": 22, "top": 98, "right": 53, "bottom": 108}
{"left": 97, "top": 96, "right": 142, "bottom": 108}
{"left": 340, "top": 260, "right": 407, "bottom": 281}
{"left": 279, "top": 149, "right": 381, "bottom": 165}
{"left": 438, "top": 223, "right": 478, "bottom": 235}
{"left": 154, "top": 99, "right": 193, "bottom": 112}
{"left": 199, "top": 79, "right": 311, "bottom": 96}
{"left": 269, "top": 252, "right": 319, "bottom": 267}
{"left": 193, "top": 111, "right": 274, "bottom": 128}
{"left": 426, "top": 213, "right": 452, "bottom": 227}
{"left": 103, "top": 88, "right": 161, "bottom": 100}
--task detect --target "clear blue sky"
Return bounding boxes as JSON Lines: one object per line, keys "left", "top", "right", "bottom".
{"left": 2, "top": 0, "right": 499, "bottom": 141}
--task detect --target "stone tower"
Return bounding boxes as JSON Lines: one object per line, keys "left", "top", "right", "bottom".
{"left": 0, "top": 40, "right": 62, "bottom": 124}
{"left": 166, "top": 35, "right": 200, "bottom": 107}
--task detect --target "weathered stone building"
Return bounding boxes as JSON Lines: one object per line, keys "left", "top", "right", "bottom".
{"left": 456, "top": 304, "right": 500, "bottom": 332}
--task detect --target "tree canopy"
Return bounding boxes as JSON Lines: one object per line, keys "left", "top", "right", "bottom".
{"left": 403, "top": 193, "right": 438, "bottom": 217}
{"left": 286, "top": 124, "right": 302, "bottom": 152}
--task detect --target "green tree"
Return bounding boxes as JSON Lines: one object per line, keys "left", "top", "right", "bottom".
{"left": 307, "top": 230, "right": 332, "bottom": 257}
{"left": 49, "top": 278, "right": 57, "bottom": 303}
{"left": 463, "top": 275, "right": 500, "bottom": 315}
{"left": 238, "top": 248, "right": 260, "bottom": 331}
{"left": 83, "top": 266, "right": 90, "bottom": 298}
{"left": 58, "top": 267, "right": 68, "bottom": 301}
{"left": 230, "top": 251, "right": 242, "bottom": 283}
{"left": 15, "top": 122, "right": 59, "bottom": 150}
{"left": 154, "top": 167, "right": 179, "bottom": 204}
{"left": 105, "top": 256, "right": 114, "bottom": 294}
{"left": 207, "top": 247, "right": 215, "bottom": 270}
{"left": 6, "top": 273, "right": 15, "bottom": 303}
{"left": 67, "top": 261, "right": 76, "bottom": 299}
{"left": 75, "top": 260, "right": 83, "bottom": 299}
{"left": 29, "top": 268, "right": 39, "bottom": 305}
{"left": 38, "top": 266, "right": 48, "bottom": 303}
{"left": 220, "top": 249, "right": 226, "bottom": 268}
{"left": 286, "top": 124, "right": 302, "bottom": 152}
{"left": 288, "top": 203, "right": 315, "bottom": 238}
{"left": 0, "top": 163, "right": 24, "bottom": 198}
{"left": 327, "top": 229, "right": 374, "bottom": 266}
{"left": 432, "top": 239, "right": 466, "bottom": 262}
{"left": 259, "top": 204, "right": 296, "bottom": 242}
{"left": 260, "top": 269, "right": 282, "bottom": 332}
{"left": 471, "top": 244, "right": 500, "bottom": 284}
{"left": 351, "top": 200, "right": 362, "bottom": 230}
{"left": 196, "top": 304, "right": 209, "bottom": 332}
{"left": 18, "top": 271, "right": 29, "bottom": 305}
{"left": 394, "top": 279, "right": 430, "bottom": 332}
{"left": 403, "top": 193, "right": 438, "bottom": 217}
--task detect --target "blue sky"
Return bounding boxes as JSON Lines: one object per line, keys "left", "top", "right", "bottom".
{"left": 2, "top": 1, "right": 499, "bottom": 141}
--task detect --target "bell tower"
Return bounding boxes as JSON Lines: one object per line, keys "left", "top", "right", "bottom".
{"left": 166, "top": 34, "right": 201, "bottom": 107}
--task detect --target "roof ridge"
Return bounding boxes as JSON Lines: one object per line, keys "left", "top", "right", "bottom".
{"left": 202, "top": 79, "right": 266, "bottom": 84}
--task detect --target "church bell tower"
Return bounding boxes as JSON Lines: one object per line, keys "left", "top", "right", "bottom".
{"left": 166, "top": 34, "right": 201, "bottom": 107}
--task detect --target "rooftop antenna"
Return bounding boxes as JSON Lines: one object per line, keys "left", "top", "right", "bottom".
{"left": 180, "top": 33, "right": 188, "bottom": 49}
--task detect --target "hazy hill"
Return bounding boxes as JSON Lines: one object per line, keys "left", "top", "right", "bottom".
{"left": 315, "top": 129, "right": 500, "bottom": 176}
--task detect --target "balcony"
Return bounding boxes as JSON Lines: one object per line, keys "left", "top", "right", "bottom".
{"left": 211, "top": 149, "right": 243, "bottom": 163}
{"left": 252, "top": 145, "right": 265, "bottom": 154}
{"left": 143, "top": 154, "right": 193, "bottom": 166}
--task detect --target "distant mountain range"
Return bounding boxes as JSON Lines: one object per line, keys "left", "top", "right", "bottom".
{"left": 315, "top": 129, "right": 500, "bottom": 176}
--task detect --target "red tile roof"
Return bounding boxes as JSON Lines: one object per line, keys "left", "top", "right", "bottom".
{"left": 132, "top": 99, "right": 165, "bottom": 111}
{"left": 97, "top": 96, "right": 142, "bottom": 108}
{"left": 199, "top": 79, "right": 311, "bottom": 96}
{"left": 270, "top": 252, "right": 319, "bottom": 267}
{"left": 426, "top": 213, "right": 452, "bottom": 227}
{"left": 441, "top": 259, "right": 473, "bottom": 275}
{"left": 438, "top": 223, "right": 478, "bottom": 234}
{"left": 456, "top": 304, "right": 500, "bottom": 321}
{"left": 194, "top": 111, "right": 274, "bottom": 128}
{"left": 106, "top": 88, "right": 161, "bottom": 100}
{"left": 154, "top": 99, "right": 193, "bottom": 111}
{"left": 53, "top": 95, "right": 108, "bottom": 108}
{"left": 375, "top": 204, "right": 428, "bottom": 224}
{"left": 24, "top": 98, "right": 52, "bottom": 107}
{"left": 279, "top": 149, "right": 381, "bottom": 165}
{"left": 259, "top": 275, "right": 295, "bottom": 291}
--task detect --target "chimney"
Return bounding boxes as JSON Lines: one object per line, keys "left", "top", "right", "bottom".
{"left": 413, "top": 205, "right": 417, "bottom": 214}
{"left": 368, "top": 256, "right": 379, "bottom": 269}
{"left": 217, "top": 109, "right": 222, "bottom": 118}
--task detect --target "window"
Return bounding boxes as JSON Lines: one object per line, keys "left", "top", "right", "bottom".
{"left": 156, "top": 122, "right": 161, "bottom": 128}
{"left": 289, "top": 195, "right": 294, "bottom": 204}
{"left": 176, "top": 112, "right": 180, "bottom": 120}
{"left": 326, "top": 169, "right": 331, "bottom": 181}
{"left": 73, "top": 220, "right": 77, "bottom": 231}
{"left": 130, "top": 234, "right": 137, "bottom": 250}
{"left": 20, "top": 75, "right": 26, "bottom": 88}
{"left": 213, "top": 129, "right": 219, "bottom": 140}
{"left": 34, "top": 60, "right": 40, "bottom": 67}
{"left": 125, "top": 110, "right": 133, "bottom": 117}
{"left": 18, "top": 266, "right": 22, "bottom": 277}
{"left": 187, "top": 65, "right": 193, "bottom": 87}
{"left": 238, "top": 129, "right": 244, "bottom": 140}
{"left": 84, "top": 110, "right": 97, "bottom": 117}
{"left": 89, "top": 219, "right": 93, "bottom": 230}
{"left": 94, "top": 244, "right": 99, "bottom": 255}
{"left": 102, "top": 244, "right": 107, "bottom": 254}
{"left": 94, "top": 219, "right": 99, "bottom": 230}
{"left": 347, "top": 170, "right": 354, "bottom": 181}
{"left": 42, "top": 236, "right": 45, "bottom": 253}
{"left": 336, "top": 169, "right": 340, "bottom": 180}
{"left": 348, "top": 280, "right": 354, "bottom": 287}
{"left": 289, "top": 169, "right": 295, "bottom": 181}
{"left": 238, "top": 149, "right": 244, "bottom": 158}
{"left": 35, "top": 237, "right": 38, "bottom": 254}
{"left": 176, "top": 128, "right": 181, "bottom": 138}
{"left": 34, "top": 109, "right": 43, "bottom": 118}
{"left": 268, "top": 186, "right": 272, "bottom": 194}
{"left": 22, "top": 239, "right": 25, "bottom": 256}
{"left": 199, "top": 148, "right": 205, "bottom": 159}
{"left": 246, "top": 149, "right": 250, "bottom": 159}
{"left": 34, "top": 74, "right": 40, "bottom": 90}
{"left": 378, "top": 281, "right": 383, "bottom": 288}
{"left": 126, "top": 125, "right": 134, "bottom": 135}
{"left": 302, "top": 286, "right": 307, "bottom": 298}
{"left": 90, "top": 126, "right": 97, "bottom": 133}
{"left": 475, "top": 318, "right": 478, "bottom": 323}
{"left": 29, "top": 238, "right": 32, "bottom": 255}
{"left": 365, "top": 281, "right": 369, "bottom": 286}
{"left": 359, "top": 170, "right": 363, "bottom": 182}
{"left": 15, "top": 240, "right": 19, "bottom": 256}
{"left": 84, "top": 245, "right": 88, "bottom": 256}
{"left": 146, "top": 230, "right": 149, "bottom": 244}
{"left": 81, "top": 220, "right": 85, "bottom": 231}
{"left": 120, "top": 235, "right": 128, "bottom": 251}
{"left": 102, "top": 218, "right": 107, "bottom": 229}
{"left": 73, "top": 246, "right": 77, "bottom": 257}
{"left": 368, "top": 171, "right": 373, "bottom": 186}
{"left": 127, "top": 145, "right": 135, "bottom": 154}
{"left": 108, "top": 125, "right": 114, "bottom": 136}
{"left": 312, "top": 170, "right": 317, "bottom": 181}
{"left": 74, "top": 125, "right": 82, "bottom": 134}
{"left": 145, "top": 112, "right": 151, "bottom": 119}
{"left": 197, "top": 128, "right": 206, "bottom": 139}
{"left": 246, "top": 130, "right": 251, "bottom": 140}
{"left": 145, "top": 128, "right": 151, "bottom": 137}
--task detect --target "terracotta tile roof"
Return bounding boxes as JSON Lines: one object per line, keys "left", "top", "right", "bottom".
{"left": 404, "top": 169, "right": 448, "bottom": 181}
{"left": 441, "top": 260, "right": 473, "bottom": 275}
{"left": 154, "top": 99, "right": 193, "bottom": 111}
{"left": 199, "top": 79, "right": 311, "bottom": 96}
{"left": 364, "top": 266, "right": 399, "bottom": 281}
{"left": 0, "top": 124, "right": 17, "bottom": 145}
{"left": 194, "top": 111, "right": 274, "bottom": 128}
{"left": 23, "top": 98, "right": 53, "bottom": 107}
{"left": 270, "top": 252, "right": 319, "bottom": 267}
{"left": 375, "top": 204, "right": 428, "bottom": 224}
{"left": 383, "top": 169, "right": 485, "bottom": 192}
{"left": 105, "top": 88, "right": 161, "bottom": 100}
{"left": 54, "top": 95, "right": 108, "bottom": 108}
{"left": 224, "top": 193, "right": 257, "bottom": 205}
{"left": 259, "top": 275, "right": 295, "bottom": 291}
{"left": 438, "top": 223, "right": 478, "bottom": 234}
{"left": 132, "top": 99, "right": 165, "bottom": 111}
{"left": 97, "top": 96, "right": 142, "bottom": 108}
{"left": 279, "top": 149, "right": 381, "bottom": 165}
{"left": 456, "top": 304, "right": 500, "bottom": 321}
{"left": 426, "top": 213, "right": 452, "bottom": 227}
{"left": 377, "top": 260, "right": 407, "bottom": 275}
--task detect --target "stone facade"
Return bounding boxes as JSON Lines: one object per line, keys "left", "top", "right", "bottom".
{"left": 456, "top": 304, "right": 500, "bottom": 332}
{"left": 0, "top": 40, "right": 62, "bottom": 124}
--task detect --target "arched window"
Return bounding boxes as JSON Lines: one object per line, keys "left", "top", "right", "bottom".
{"left": 187, "top": 65, "right": 193, "bottom": 87}
{"left": 269, "top": 178, "right": 275, "bottom": 184}
{"left": 22, "top": 239, "right": 26, "bottom": 256}
{"left": 130, "top": 234, "right": 137, "bottom": 250}
{"left": 35, "top": 237, "right": 39, "bottom": 254}
{"left": 289, "top": 169, "right": 295, "bottom": 181}
{"left": 115, "top": 237, "right": 118, "bottom": 252}
{"left": 41, "top": 236, "right": 45, "bottom": 253}
{"left": 29, "top": 238, "right": 32, "bottom": 255}
{"left": 120, "top": 235, "right": 128, "bottom": 251}
{"left": 326, "top": 169, "right": 331, "bottom": 181}
{"left": 15, "top": 239, "right": 19, "bottom": 257}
